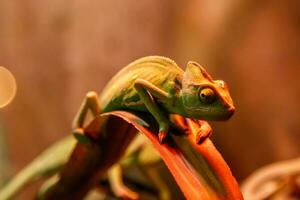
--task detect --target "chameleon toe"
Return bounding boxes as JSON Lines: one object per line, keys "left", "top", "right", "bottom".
{"left": 158, "top": 131, "right": 167, "bottom": 143}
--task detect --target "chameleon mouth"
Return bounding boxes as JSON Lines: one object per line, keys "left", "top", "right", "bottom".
{"left": 184, "top": 106, "right": 234, "bottom": 121}
{"left": 227, "top": 106, "right": 235, "bottom": 117}
{"left": 185, "top": 106, "right": 209, "bottom": 112}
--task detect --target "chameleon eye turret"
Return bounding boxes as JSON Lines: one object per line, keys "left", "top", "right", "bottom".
{"left": 199, "top": 87, "right": 215, "bottom": 104}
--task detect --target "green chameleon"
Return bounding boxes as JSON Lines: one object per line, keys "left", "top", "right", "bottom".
{"left": 0, "top": 56, "right": 234, "bottom": 199}
{"left": 74, "top": 56, "right": 234, "bottom": 142}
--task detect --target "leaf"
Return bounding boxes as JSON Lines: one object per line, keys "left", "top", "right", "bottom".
{"left": 184, "top": 118, "right": 243, "bottom": 200}
{"left": 0, "top": 136, "right": 76, "bottom": 200}
{"left": 38, "top": 111, "right": 242, "bottom": 200}
{"left": 103, "top": 111, "right": 243, "bottom": 200}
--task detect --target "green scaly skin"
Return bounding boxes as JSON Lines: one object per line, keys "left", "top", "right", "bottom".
{"left": 101, "top": 56, "right": 234, "bottom": 120}
{"left": 99, "top": 56, "right": 234, "bottom": 141}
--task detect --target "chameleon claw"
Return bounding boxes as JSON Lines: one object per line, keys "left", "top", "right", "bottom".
{"left": 158, "top": 131, "right": 167, "bottom": 143}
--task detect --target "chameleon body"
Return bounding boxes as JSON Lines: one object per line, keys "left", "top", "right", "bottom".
{"left": 95, "top": 56, "right": 234, "bottom": 142}
{"left": 0, "top": 56, "right": 234, "bottom": 200}
{"left": 100, "top": 57, "right": 183, "bottom": 113}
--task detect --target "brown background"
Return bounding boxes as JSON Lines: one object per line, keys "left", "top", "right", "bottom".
{"left": 0, "top": 0, "right": 299, "bottom": 199}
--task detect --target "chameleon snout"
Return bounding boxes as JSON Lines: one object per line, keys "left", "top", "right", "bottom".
{"left": 227, "top": 106, "right": 235, "bottom": 118}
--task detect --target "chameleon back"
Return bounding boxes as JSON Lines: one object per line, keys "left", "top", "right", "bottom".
{"left": 99, "top": 56, "right": 183, "bottom": 112}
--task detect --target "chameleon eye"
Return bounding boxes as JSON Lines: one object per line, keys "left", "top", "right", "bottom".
{"left": 199, "top": 87, "right": 215, "bottom": 104}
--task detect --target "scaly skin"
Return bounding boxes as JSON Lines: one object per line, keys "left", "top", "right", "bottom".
{"left": 99, "top": 56, "right": 234, "bottom": 142}
{"left": 100, "top": 56, "right": 234, "bottom": 118}
{"left": 100, "top": 56, "right": 183, "bottom": 113}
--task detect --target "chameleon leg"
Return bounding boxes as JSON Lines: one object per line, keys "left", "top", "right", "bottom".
{"left": 186, "top": 119, "right": 212, "bottom": 144}
{"left": 172, "top": 115, "right": 212, "bottom": 144}
{"left": 72, "top": 91, "right": 101, "bottom": 135}
{"left": 134, "top": 79, "right": 170, "bottom": 143}
{"left": 107, "top": 164, "right": 139, "bottom": 200}
{"left": 195, "top": 120, "right": 212, "bottom": 143}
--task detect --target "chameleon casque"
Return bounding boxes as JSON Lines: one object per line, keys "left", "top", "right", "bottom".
{"left": 0, "top": 56, "right": 235, "bottom": 200}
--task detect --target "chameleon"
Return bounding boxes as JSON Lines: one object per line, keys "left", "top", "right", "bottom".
{"left": 73, "top": 56, "right": 234, "bottom": 143}
{"left": 0, "top": 56, "right": 234, "bottom": 199}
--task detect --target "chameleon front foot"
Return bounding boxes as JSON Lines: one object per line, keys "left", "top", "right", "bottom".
{"left": 158, "top": 131, "right": 168, "bottom": 143}
{"left": 173, "top": 116, "right": 212, "bottom": 144}
{"left": 194, "top": 120, "right": 212, "bottom": 144}
{"left": 196, "top": 128, "right": 211, "bottom": 144}
{"left": 158, "top": 122, "right": 170, "bottom": 143}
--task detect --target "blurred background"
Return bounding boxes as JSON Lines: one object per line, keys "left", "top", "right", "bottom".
{"left": 0, "top": 0, "right": 299, "bottom": 199}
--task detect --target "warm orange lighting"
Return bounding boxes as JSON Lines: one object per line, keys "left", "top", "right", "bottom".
{"left": 0, "top": 67, "right": 17, "bottom": 108}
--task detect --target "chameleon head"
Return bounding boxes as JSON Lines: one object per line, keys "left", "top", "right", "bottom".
{"left": 181, "top": 61, "right": 235, "bottom": 121}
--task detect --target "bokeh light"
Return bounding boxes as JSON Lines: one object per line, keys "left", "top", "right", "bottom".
{"left": 0, "top": 67, "right": 17, "bottom": 108}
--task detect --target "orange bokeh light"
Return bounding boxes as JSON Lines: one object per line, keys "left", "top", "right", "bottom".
{"left": 0, "top": 67, "right": 17, "bottom": 108}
